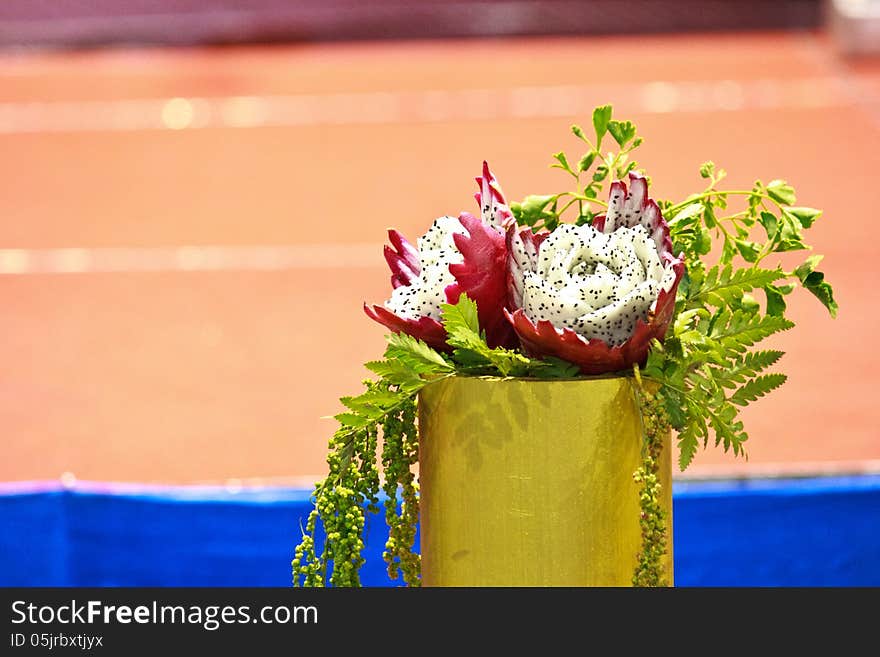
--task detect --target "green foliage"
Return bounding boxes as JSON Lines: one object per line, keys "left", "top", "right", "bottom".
{"left": 442, "top": 295, "right": 580, "bottom": 378}
{"left": 637, "top": 146, "right": 837, "bottom": 469}
{"left": 293, "top": 332, "right": 452, "bottom": 587}
{"left": 517, "top": 108, "right": 645, "bottom": 232}
{"left": 607, "top": 119, "right": 636, "bottom": 147}
{"left": 643, "top": 306, "right": 797, "bottom": 470}
{"left": 381, "top": 395, "right": 421, "bottom": 585}
{"left": 592, "top": 104, "right": 612, "bottom": 144}
{"left": 681, "top": 265, "right": 785, "bottom": 310}
{"left": 794, "top": 255, "right": 838, "bottom": 317}
{"left": 631, "top": 371, "right": 670, "bottom": 587}
{"left": 510, "top": 194, "right": 557, "bottom": 229}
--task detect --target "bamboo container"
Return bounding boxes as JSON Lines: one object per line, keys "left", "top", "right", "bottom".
{"left": 418, "top": 375, "right": 673, "bottom": 586}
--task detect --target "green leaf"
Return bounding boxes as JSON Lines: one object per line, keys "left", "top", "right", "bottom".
{"left": 803, "top": 271, "right": 839, "bottom": 318}
{"left": 677, "top": 406, "right": 705, "bottom": 470}
{"left": 618, "top": 160, "right": 638, "bottom": 177}
{"left": 552, "top": 151, "right": 574, "bottom": 176}
{"left": 766, "top": 179, "right": 796, "bottom": 206}
{"left": 730, "top": 374, "right": 787, "bottom": 406}
{"left": 578, "top": 151, "right": 598, "bottom": 172}
{"left": 592, "top": 164, "right": 609, "bottom": 182}
{"left": 699, "top": 161, "right": 716, "bottom": 179}
{"left": 669, "top": 202, "right": 704, "bottom": 226}
{"left": 775, "top": 238, "right": 809, "bottom": 253}
{"left": 663, "top": 336, "right": 684, "bottom": 360}
{"left": 450, "top": 347, "right": 492, "bottom": 369}
{"left": 710, "top": 310, "right": 795, "bottom": 354}
{"left": 528, "top": 357, "right": 580, "bottom": 379}
{"left": 784, "top": 206, "right": 822, "bottom": 228}
{"left": 571, "top": 124, "right": 586, "bottom": 140}
{"left": 660, "top": 387, "right": 687, "bottom": 430}
{"left": 763, "top": 284, "right": 786, "bottom": 316}
{"left": 758, "top": 211, "right": 778, "bottom": 240}
{"left": 509, "top": 201, "right": 524, "bottom": 223}
{"left": 607, "top": 120, "right": 636, "bottom": 146}
{"left": 385, "top": 332, "right": 453, "bottom": 372}
{"left": 794, "top": 257, "right": 836, "bottom": 315}
{"left": 694, "top": 228, "right": 712, "bottom": 256}
{"left": 735, "top": 240, "right": 760, "bottom": 263}
{"left": 441, "top": 294, "right": 533, "bottom": 377}
{"left": 517, "top": 194, "right": 556, "bottom": 226}
{"left": 592, "top": 105, "right": 612, "bottom": 143}
{"left": 738, "top": 293, "right": 760, "bottom": 313}
{"left": 365, "top": 358, "right": 427, "bottom": 389}
{"left": 575, "top": 211, "right": 595, "bottom": 226}
{"left": 440, "top": 293, "right": 481, "bottom": 338}
{"left": 718, "top": 349, "right": 785, "bottom": 386}
{"left": 794, "top": 255, "right": 824, "bottom": 283}
{"left": 721, "top": 238, "right": 737, "bottom": 264}
{"left": 340, "top": 389, "right": 400, "bottom": 415}
{"left": 333, "top": 412, "right": 374, "bottom": 429}
{"left": 685, "top": 265, "right": 785, "bottom": 309}
{"left": 703, "top": 202, "right": 717, "bottom": 229}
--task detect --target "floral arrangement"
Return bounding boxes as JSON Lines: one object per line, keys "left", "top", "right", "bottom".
{"left": 292, "top": 105, "right": 836, "bottom": 587}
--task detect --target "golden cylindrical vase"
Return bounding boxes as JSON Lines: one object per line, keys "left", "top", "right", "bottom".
{"left": 418, "top": 375, "right": 672, "bottom": 586}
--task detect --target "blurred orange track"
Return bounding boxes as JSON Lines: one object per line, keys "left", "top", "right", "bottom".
{"left": 1, "top": 31, "right": 879, "bottom": 483}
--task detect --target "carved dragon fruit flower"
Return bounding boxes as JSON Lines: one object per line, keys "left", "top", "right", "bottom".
{"left": 506, "top": 172, "right": 685, "bottom": 374}
{"left": 365, "top": 162, "right": 516, "bottom": 351}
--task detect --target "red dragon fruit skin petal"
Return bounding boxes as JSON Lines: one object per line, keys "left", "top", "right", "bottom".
{"left": 625, "top": 172, "right": 648, "bottom": 213}
{"left": 383, "top": 245, "right": 418, "bottom": 289}
{"left": 387, "top": 229, "right": 420, "bottom": 269}
{"left": 643, "top": 200, "right": 674, "bottom": 257}
{"left": 447, "top": 212, "right": 517, "bottom": 348}
{"left": 482, "top": 160, "right": 508, "bottom": 204}
{"left": 598, "top": 173, "right": 675, "bottom": 259}
{"left": 506, "top": 224, "right": 550, "bottom": 309}
{"left": 506, "top": 308, "right": 623, "bottom": 374}
{"left": 650, "top": 256, "right": 685, "bottom": 334}
{"left": 363, "top": 303, "right": 450, "bottom": 353}
{"left": 603, "top": 180, "right": 628, "bottom": 232}
{"left": 475, "top": 160, "right": 513, "bottom": 227}
{"left": 383, "top": 229, "right": 421, "bottom": 289}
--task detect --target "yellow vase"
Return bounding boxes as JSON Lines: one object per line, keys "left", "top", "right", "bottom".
{"left": 418, "top": 375, "right": 672, "bottom": 586}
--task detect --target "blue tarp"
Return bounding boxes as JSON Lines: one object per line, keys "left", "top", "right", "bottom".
{"left": 1, "top": 476, "right": 879, "bottom": 586}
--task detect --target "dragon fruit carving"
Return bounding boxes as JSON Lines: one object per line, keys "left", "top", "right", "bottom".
{"left": 364, "top": 162, "right": 516, "bottom": 351}
{"left": 506, "top": 172, "right": 685, "bottom": 374}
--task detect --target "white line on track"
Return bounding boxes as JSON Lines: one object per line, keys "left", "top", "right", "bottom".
{"left": 0, "top": 244, "right": 383, "bottom": 274}
{"left": 0, "top": 77, "right": 850, "bottom": 135}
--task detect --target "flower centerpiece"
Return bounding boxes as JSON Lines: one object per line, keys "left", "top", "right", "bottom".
{"left": 292, "top": 105, "right": 837, "bottom": 587}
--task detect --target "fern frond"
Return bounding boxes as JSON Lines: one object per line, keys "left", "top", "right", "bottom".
{"left": 710, "top": 310, "right": 794, "bottom": 354}
{"left": 713, "top": 349, "right": 785, "bottom": 388}
{"left": 730, "top": 373, "right": 787, "bottom": 406}
{"left": 685, "top": 265, "right": 784, "bottom": 309}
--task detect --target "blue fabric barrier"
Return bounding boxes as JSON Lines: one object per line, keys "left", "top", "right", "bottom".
{"left": 1, "top": 476, "right": 878, "bottom": 586}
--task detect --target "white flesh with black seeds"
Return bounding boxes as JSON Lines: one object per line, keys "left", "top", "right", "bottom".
{"left": 385, "top": 216, "right": 466, "bottom": 321}
{"left": 518, "top": 223, "right": 677, "bottom": 346}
